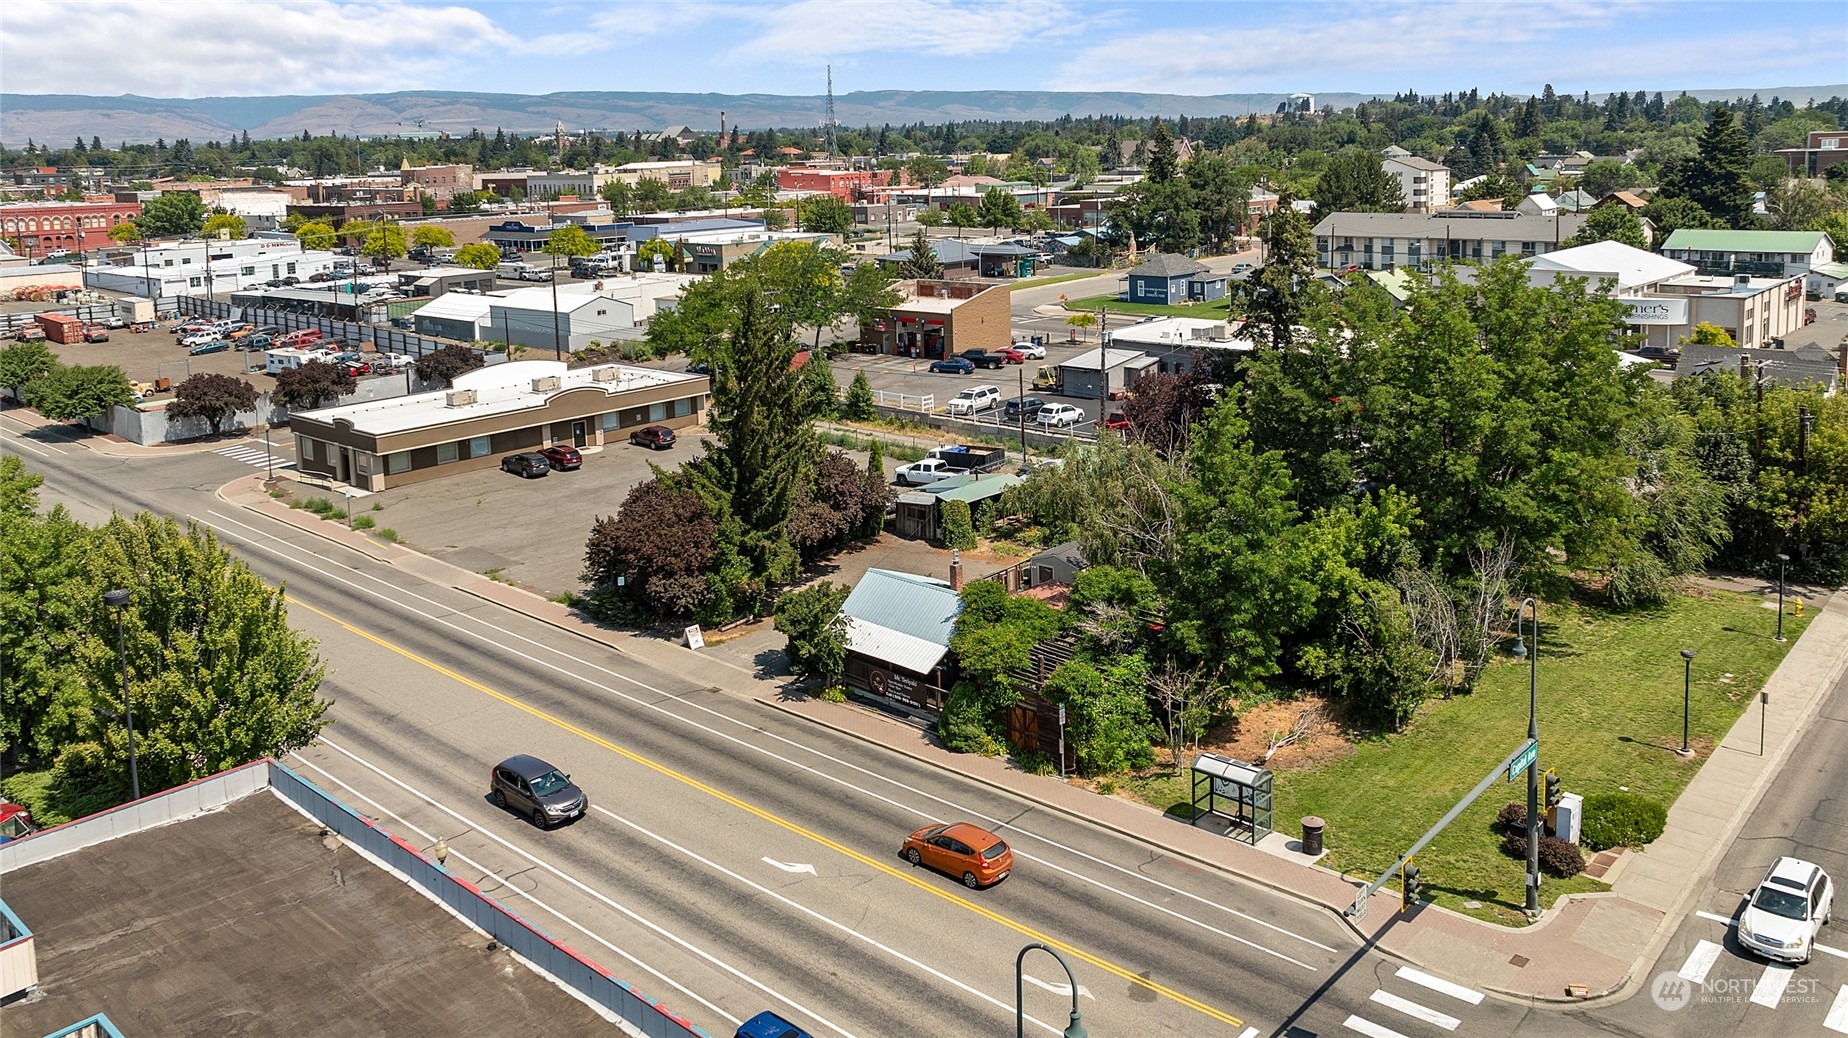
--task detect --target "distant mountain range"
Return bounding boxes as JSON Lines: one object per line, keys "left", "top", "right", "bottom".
{"left": 5, "top": 86, "right": 1844, "bottom": 147}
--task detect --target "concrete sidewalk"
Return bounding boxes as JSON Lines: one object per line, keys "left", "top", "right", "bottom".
{"left": 206, "top": 469, "right": 1848, "bottom": 1007}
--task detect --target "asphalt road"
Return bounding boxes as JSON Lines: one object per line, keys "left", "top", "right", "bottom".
{"left": 1596, "top": 657, "right": 1848, "bottom": 1038}
{"left": 6, "top": 415, "right": 1628, "bottom": 1038}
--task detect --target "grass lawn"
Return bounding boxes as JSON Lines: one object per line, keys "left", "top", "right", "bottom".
{"left": 1120, "top": 587, "right": 1810, "bottom": 926}
{"left": 1065, "top": 293, "right": 1235, "bottom": 319}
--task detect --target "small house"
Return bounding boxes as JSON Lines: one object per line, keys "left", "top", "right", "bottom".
{"left": 894, "top": 473, "right": 1022, "bottom": 542}
{"left": 838, "top": 568, "right": 964, "bottom": 713}
{"left": 1121, "top": 253, "right": 1227, "bottom": 305}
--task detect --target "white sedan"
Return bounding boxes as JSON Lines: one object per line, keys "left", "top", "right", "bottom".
{"left": 1738, "top": 857, "right": 1834, "bottom": 964}
{"left": 1011, "top": 341, "right": 1047, "bottom": 360}
{"left": 1036, "top": 403, "right": 1084, "bottom": 427}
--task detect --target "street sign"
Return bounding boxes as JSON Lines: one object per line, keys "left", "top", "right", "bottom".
{"left": 1508, "top": 741, "right": 1538, "bottom": 782}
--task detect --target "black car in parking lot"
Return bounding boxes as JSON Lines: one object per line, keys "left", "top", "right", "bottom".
{"left": 500, "top": 452, "right": 551, "bottom": 478}
{"left": 489, "top": 754, "right": 587, "bottom": 829}
{"left": 1003, "top": 395, "right": 1046, "bottom": 419}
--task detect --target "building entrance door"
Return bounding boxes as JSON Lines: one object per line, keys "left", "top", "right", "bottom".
{"left": 571, "top": 421, "right": 587, "bottom": 448}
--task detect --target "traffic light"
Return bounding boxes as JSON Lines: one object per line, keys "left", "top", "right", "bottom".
{"left": 1401, "top": 859, "right": 1422, "bottom": 911}
{"left": 1545, "top": 768, "right": 1561, "bottom": 809}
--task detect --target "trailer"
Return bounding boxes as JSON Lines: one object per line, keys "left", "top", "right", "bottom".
{"left": 923, "top": 443, "right": 1008, "bottom": 474}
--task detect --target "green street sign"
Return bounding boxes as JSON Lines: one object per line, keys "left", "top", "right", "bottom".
{"left": 1508, "top": 741, "right": 1538, "bottom": 781}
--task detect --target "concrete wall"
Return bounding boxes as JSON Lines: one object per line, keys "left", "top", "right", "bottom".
{"left": 944, "top": 284, "right": 1011, "bottom": 352}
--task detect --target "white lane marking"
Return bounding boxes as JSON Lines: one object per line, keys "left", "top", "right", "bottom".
{"left": 1369, "top": 989, "right": 1459, "bottom": 1030}
{"left": 593, "top": 803, "right": 1071, "bottom": 1037}
{"left": 1235, "top": 1029, "right": 1259, "bottom": 1038}
{"left": 1343, "top": 1014, "right": 1410, "bottom": 1038}
{"left": 201, "top": 508, "right": 1332, "bottom": 966}
{"left": 1697, "top": 909, "right": 1735, "bottom": 926}
{"left": 1694, "top": 909, "right": 1847, "bottom": 959}
{"left": 1823, "top": 984, "right": 1848, "bottom": 1034}
{"left": 0, "top": 431, "right": 61, "bottom": 456}
{"left": 1393, "top": 966, "right": 1484, "bottom": 1005}
{"left": 299, "top": 739, "right": 857, "bottom": 1038}
{"left": 1750, "top": 961, "right": 1795, "bottom": 1008}
{"left": 1022, "top": 973, "right": 1094, "bottom": 1000}
{"left": 762, "top": 857, "right": 817, "bottom": 875}
{"left": 1678, "top": 939, "right": 1724, "bottom": 984}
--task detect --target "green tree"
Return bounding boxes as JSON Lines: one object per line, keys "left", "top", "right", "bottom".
{"left": 26, "top": 364, "right": 134, "bottom": 426}
{"left": 446, "top": 190, "right": 484, "bottom": 213}
{"left": 1565, "top": 204, "right": 1649, "bottom": 249}
{"left": 1065, "top": 311, "right": 1096, "bottom": 342}
{"left": 636, "top": 237, "right": 678, "bottom": 272}
{"left": 359, "top": 221, "right": 408, "bottom": 263}
{"left": 1453, "top": 173, "right": 1523, "bottom": 210}
{"left": 0, "top": 454, "right": 43, "bottom": 519}
{"left": 411, "top": 225, "right": 455, "bottom": 249}
{"left": 106, "top": 221, "right": 141, "bottom": 244}
{"left": 1145, "top": 120, "right": 1178, "bottom": 184}
{"left": 798, "top": 194, "right": 854, "bottom": 236}
{"left": 453, "top": 242, "right": 501, "bottom": 270}
{"left": 1184, "top": 151, "right": 1252, "bottom": 250}
{"left": 0, "top": 341, "right": 57, "bottom": 396}
{"left": 1643, "top": 196, "right": 1724, "bottom": 241}
{"left": 1680, "top": 321, "right": 1736, "bottom": 346}
{"left": 201, "top": 212, "right": 246, "bottom": 240}
{"left": 136, "top": 192, "right": 206, "bottom": 237}
{"left": 906, "top": 155, "right": 949, "bottom": 189}
{"left": 1577, "top": 159, "right": 1641, "bottom": 198}
{"left": 772, "top": 581, "right": 850, "bottom": 680}
{"left": 0, "top": 506, "right": 93, "bottom": 767}
{"left": 293, "top": 219, "right": 337, "bottom": 251}
{"left": 941, "top": 498, "right": 977, "bottom": 550}
{"left": 1245, "top": 193, "right": 1319, "bottom": 348}
{"left": 166, "top": 372, "right": 257, "bottom": 436}
{"left": 543, "top": 223, "right": 599, "bottom": 264}
{"left": 841, "top": 369, "right": 878, "bottom": 421}
{"left": 39, "top": 514, "right": 330, "bottom": 811}
{"left": 1682, "top": 107, "right": 1754, "bottom": 228}
{"left": 1312, "top": 147, "right": 1407, "bottom": 218}
{"left": 1018, "top": 207, "right": 1056, "bottom": 233}
{"left": 915, "top": 206, "right": 945, "bottom": 228}
{"left": 895, "top": 227, "right": 943, "bottom": 279}
{"left": 412, "top": 343, "right": 484, "bottom": 387}
{"left": 977, "top": 187, "right": 1023, "bottom": 232}
{"left": 946, "top": 201, "right": 978, "bottom": 238}
{"left": 1042, "top": 656, "right": 1159, "bottom": 775}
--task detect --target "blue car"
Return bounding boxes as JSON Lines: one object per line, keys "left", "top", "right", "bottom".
{"left": 188, "top": 339, "right": 232, "bottom": 356}
{"left": 928, "top": 357, "right": 974, "bottom": 374}
{"left": 736, "top": 1012, "right": 811, "bottom": 1038}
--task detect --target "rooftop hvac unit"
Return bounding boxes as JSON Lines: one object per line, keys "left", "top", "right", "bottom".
{"left": 531, "top": 375, "right": 562, "bottom": 393}
{"left": 444, "top": 389, "right": 477, "bottom": 407}
{"left": 591, "top": 365, "right": 619, "bottom": 382}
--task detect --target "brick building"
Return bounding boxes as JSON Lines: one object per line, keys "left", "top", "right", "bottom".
{"left": 0, "top": 199, "right": 142, "bottom": 257}
{"left": 860, "top": 279, "right": 1010, "bottom": 358}
{"left": 400, "top": 162, "right": 475, "bottom": 203}
{"left": 775, "top": 165, "right": 892, "bottom": 202}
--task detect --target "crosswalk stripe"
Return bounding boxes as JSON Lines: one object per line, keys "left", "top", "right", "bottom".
{"left": 1824, "top": 984, "right": 1848, "bottom": 1034}
{"left": 1234, "top": 1029, "right": 1258, "bottom": 1038}
{"left": 1369, "top": 989, "right": 1460, "bottom": 1030}
{"left": 1678, "top": 939, "right": 1723, "bottom": 984}
{"left": 1393, "top": 966, "right": 1485, "bottom": 1005}
{"left": 1750, "top": 961, "right": 1796, "bottom": 1008}
{"left": 1343, "top": 1014, "right": 1410, "bottom": 1038}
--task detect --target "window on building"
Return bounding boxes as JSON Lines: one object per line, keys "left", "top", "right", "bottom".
{"left": 674, "top": 397, "right": 692, "bottom": 418}
{"left": 241, "top": 266, "right": 255, "bottom": 276}
{"left": 601, "top": 411, "right": 620, "bottom": 431}
{"left": 287, "top": 262, "right": 297, "bottom": 274}
{"left": 468, "top": 436, "right": 490, "bottom": 458}
{"left": 648, "top": 402, "right": 668, "bottom": 422}
{"left": 300, "top": 439, "right": 316, "bottom": 462}
{"left": 188, "top": 276, "right": 202, "bottom": 287}
{"left": 437, "top": 441, "right": 459, "bottom": 464}
{"left": 386, "top": 453, "right": 411, "bottom": 474}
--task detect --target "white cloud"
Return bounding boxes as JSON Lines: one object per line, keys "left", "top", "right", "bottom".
{"left": 724, "top": 0, "right": 1100, "bottom": 66}
{"left": 0, "top": 0, "right": 522, "bottom": 96}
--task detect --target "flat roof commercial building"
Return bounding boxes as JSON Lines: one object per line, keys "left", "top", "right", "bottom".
{"left": 1312, "top": 209, "right": 1587, "bottom": 271}
{"left": 85, "top": 239, "right": 338, "bottom": 297}
{"left": 859, "top": 278, "right": 1010, "bottom": 359}
{"left": 1524, "top": 240, "right": 1807, "bottom": 351}
{"left": 291, "top": 359, "right": 708, "bottom": 489}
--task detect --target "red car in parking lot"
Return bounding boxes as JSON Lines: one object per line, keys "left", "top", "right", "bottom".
{"left": 629, "top": 426, "right": 676, "bottom": 450}
{"left": 998, "top": 347, "right": 1027, "bottom": 364}
{"left": 1102, "top": 410, "right": 1131, "bottom": 432}
{"left": 540, "top": 445, "right": 582, "bottom": 470}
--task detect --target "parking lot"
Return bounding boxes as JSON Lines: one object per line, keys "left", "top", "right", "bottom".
{"left": 32, "top": 319, "right": 409, "bottom": 399}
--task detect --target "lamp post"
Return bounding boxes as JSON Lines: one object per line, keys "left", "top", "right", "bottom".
{"left": 103, "top": 588, "right": 140, "bottom": 801}
{"left": 1510, "top": 598, "right": 1540, "bottom": 917}
{"left": 1678, "top": 649, "right": 1696, "bottom": 757}
{"left": 1015, "top": 943, "right": 1086, "bottom": 1038}
{"left": 1775, "top": 553, "right": 1789, "bottom": 642}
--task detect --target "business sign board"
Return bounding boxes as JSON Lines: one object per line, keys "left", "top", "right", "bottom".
{"left": 1619, "top": 296, "right": 1689, "bottom": 326}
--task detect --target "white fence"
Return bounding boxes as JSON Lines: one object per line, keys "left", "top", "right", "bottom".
{"left": 871, "top": 389, "right": 933, "bottom": 413}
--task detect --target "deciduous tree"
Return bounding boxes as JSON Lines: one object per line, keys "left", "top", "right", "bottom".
{"left": 413, "top": 343, "right": 484, "bottom": 387}
{"left": 0, "top": 341, "right": 57, "bottom": 396}
{"left": 798, "top": 194, "right": 854, "bottom": 236}
{"left": 271, "top": 359, "right": 357, "bottom": 410}
{"left": 25, "top": 364, "right": 134, "bottom": 426}
{"left": 136, "top": 191, "right": 205, "bottom": 237}
{"left": 202, "top": 212, "right": 247, "bottom": 240}
{"left": 359, "top": 221, "right": 407, "bottom": 263}
{"left": 293, "top": 219, "right": 337, "bottom": 251}
{"left": 773, "top": 581, "right": 850, "bottom": 680}
{"left": 1565, "top": 203, "right": 1649, "bottom": 249}
{"left": 166, "top": 372, "right": 257, "bottom": 436}
{"left": 583, "top": 478, "right": 718, "bottom": 620}
{"left": 410, "top": 225, "right": 455, "bottom": 248}
{"left": 453, "top": 242, "right": 500, "bottom": 270}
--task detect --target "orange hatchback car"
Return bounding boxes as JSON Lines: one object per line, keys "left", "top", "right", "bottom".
{"left": 901, "top": 822, "right": 1013, "bottom": 888}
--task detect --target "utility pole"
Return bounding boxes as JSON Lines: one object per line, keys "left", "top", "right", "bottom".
{"left": 1018, "top": 365, "right": 1027, "bottom": 456}
{"left": 1096, "top": 303, "right": 1108, "bottom": 430}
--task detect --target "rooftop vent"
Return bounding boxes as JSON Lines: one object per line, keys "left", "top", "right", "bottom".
{"left": 531, "top": 375, "right": 562, "bottom": 393}
{"left": 591, "top": 365, "right": 618, "bottom": 383}
{"left": 444, "top": 389, "right": 476, "bottom": 407}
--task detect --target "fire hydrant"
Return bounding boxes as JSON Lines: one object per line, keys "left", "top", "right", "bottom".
{"left": 1795, "top": 597, "right": 1804, "bottom": 619}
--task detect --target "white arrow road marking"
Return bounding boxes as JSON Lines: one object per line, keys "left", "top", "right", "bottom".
{"left": 1022, "top": 973, "right": 1095, "bottom": 1000}
{"left": 761, "top": 857, "right": 817, "bottom": 875}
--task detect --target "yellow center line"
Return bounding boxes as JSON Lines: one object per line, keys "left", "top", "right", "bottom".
{"left": 291, "top": 595, "right": 1246, "bottom": 1030}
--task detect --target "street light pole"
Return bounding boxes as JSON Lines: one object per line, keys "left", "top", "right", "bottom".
{"left": 1512, "top": 597, "right": 1540, "bottom": 918}
{"left": 1015, "top": 943, "right": 1087, "bottom": 1038}
{"left": 549, "top": 246, "right": 563, "bottom": 361}
{"left": 1678, "top": 649, "right": 1696, "bottom": 757}
{"left": 103, "top": 588, "right": 140, "bottom": 801}
{"left": 1775, "top": 553, "right": 1789, "bottom": 642}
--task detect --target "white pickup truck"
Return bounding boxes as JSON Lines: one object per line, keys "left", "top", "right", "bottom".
{"left": 893, "top": 457, "right": 956, "bottom": 486}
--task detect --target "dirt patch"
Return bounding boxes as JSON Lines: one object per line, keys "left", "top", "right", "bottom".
{"left": 1194, "top": 695, "right": 1354, "bottom": 771}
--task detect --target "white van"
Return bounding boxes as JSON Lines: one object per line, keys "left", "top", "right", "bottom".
{"left": 947, "top": 384, "right": 1002, "bottom": 416}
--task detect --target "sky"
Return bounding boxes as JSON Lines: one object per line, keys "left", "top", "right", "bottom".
{"left": 2, "top": 0, "right": 1842, "bottom": 100}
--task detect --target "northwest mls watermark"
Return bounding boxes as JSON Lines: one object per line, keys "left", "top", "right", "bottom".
{"left": 1651, "top": 971, "right": 1826, "bottom": 1011}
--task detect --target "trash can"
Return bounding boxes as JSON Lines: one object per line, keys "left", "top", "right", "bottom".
{"left": 1301, "top": 816, "right": 1325, "bottom": 856}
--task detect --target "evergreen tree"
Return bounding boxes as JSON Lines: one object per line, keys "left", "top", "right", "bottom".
{"left": 1146, "top": 120, "right": 1178, "bottom": 183}
{"left": 1683, "top": 107, "right": 1754, "bottom": 228}
{"left": 897, "top": 227, "right": 943, "bottom": 280}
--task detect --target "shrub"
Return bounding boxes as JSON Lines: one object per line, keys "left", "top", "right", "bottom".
{"left": 937, "top": 681, "right": 1004, "bottom": 755}
{"left": 1500, "top": 830, "right": 1527, "bottom": 860}
{"left": 377, "top": 528, "right": 400, "bottom": 543}
{"left": 818, "top": 685, "right": 848, "bottom": 704}
{"left": 1494, "top": 801, "right": 1530, "bottom": 834}
{"left": 941, "top": 498, "right": 977, "bottom": 550}
{"left": 1581, "top": 792, "right": 1668, "bottom": 851}
{"left": 1537, "top": 835, "right": 1586, "bottom": 878}
{"left": 350, "top": 515, "right": 376, "bottom": 530}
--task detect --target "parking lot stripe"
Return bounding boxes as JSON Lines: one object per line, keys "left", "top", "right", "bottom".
{"left": 1393, "top": 966, "right": 1484, "bottom": 1005}
{"left": 1824, "top": 985, "right": 1848, "bottom": 1034}
{"left": 1342, "top": 1014, "right": 1410, "bottom": 1038}
{"left": 1678, "top": 940, "right": 1723, "bottom": 984}
{"left": 1749, "top": 961, "right": 1795, "bottom": 1008}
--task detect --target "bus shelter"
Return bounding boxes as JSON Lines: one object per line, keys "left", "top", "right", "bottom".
{"left": 1190, "top": 752, "right": 1273, "bottom": 846}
